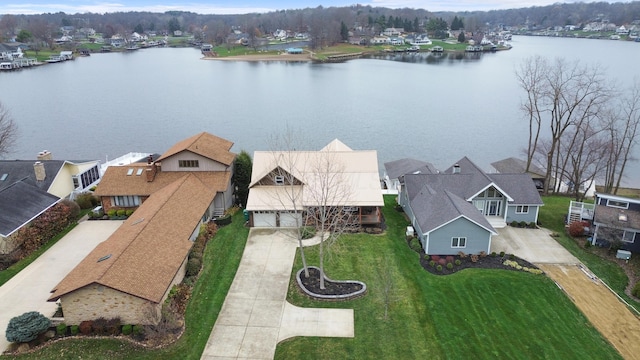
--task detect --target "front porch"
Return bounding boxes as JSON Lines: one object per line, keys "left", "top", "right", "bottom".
{"left": 487, "top": 216, "right": 506, "bottom": 229}
{"left": 355, "top": 206, "right": 382, "bottom": 225}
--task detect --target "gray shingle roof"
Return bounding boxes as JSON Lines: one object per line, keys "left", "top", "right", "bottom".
{"left": 403, "top": 157, "right": 543, "bottom": 235}
{"left": 404, "top": 177, "right": 494, "bottom": 234}
{"left": 384, "top": 158, "right": 438, "bottom": 180}
{"left": 594, "top": 205, "right": 640, "bottom": 231}
{"left": 488, "top": 173, "right": 543, "bottom": 205}
{"left": 0, "top": 160, "right": 65, "bottom": 192}
{"left": 491, "top": 157, "right": 545, "bottom": 178}
{"left": 0, "top": 181, "right": 60, "bottom": 236}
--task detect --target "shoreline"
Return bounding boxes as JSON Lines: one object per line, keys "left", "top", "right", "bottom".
{"left": 202, "top": 53, "right": 313, "bottom": 62}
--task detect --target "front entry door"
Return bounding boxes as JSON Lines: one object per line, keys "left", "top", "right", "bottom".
{"left": 486, "top": 200, "right": 501, "bottom": 216}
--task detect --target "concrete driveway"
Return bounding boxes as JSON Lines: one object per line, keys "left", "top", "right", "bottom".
{"left": 201, "top": 228, "right": 354, "bottom": 360}
{"left": 0, "top": 220, "right": 123, "bottom": 353}
{"left": 491, "top": 226, "right": 579, "bottom": 264}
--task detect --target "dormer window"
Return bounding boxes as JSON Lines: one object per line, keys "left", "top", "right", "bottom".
{"left": 179, "top": 160, "right": 199, "bottom": 168}
{"left": 274, "top": 175, "right": 285, "bottom": 185}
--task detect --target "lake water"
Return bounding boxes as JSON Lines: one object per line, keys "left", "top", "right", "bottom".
{"left": 0, "top": 36, "right": 639, "bottom": 186}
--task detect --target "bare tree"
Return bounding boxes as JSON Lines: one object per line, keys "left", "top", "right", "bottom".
{"left": 516, "top": 55, "right": 546, "bottom": 173}
{"left": 377, "top": 258, "right": 396, "bottom": 320}
{"left": 603, "top": 81, "right": 640, "bottom": 194}
{"left": 516, "top": 57, "right": 610, "bottom": 195}
{"left": 557, "top": 123, "right": 608, "bottom": 200}
{"left": 0, "top": 102, "right": 18, "bottom": 158}
{"left": 304, "top": 150, "right": 353, "bottom": 290}
{"left": 265, "top": 130, "right": 310, "bottom": 277}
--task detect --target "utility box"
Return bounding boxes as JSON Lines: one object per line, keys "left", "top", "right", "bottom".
{"left": 616, "top": 249, "right": 631, "bottom": 261}
{"left": 406, "top": 226, "right": 415, "bottom": 237}
{"left": 243, "top": 209, "right": 249, "bottom": 222}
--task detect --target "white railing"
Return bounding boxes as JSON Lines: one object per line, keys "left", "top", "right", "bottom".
{"left": 568, "top": 201, "right": 595, "bottom": 223}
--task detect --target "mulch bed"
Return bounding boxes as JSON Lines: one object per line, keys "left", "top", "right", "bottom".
{"left": 408, "top": 239, "right": 540, "bottom": 275}
{"left": 299, "top": 267, "right": 363, "bottom": 295}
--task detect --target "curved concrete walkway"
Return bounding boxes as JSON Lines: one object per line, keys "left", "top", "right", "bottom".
{"left": 201, "top": 229, "right": 354, "bottom": 360}
{"left": 0, "top": 220, "right": 123, "bottom": 353}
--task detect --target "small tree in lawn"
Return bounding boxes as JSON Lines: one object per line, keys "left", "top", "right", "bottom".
{"left": 305, "top": 150, "right": 353, "bottom": 290}
{"left": 262, "top": 129, "right": 310, "bottom": 277}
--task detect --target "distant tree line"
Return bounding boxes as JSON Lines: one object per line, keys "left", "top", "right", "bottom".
{"left": 1, "top": 2, "right": 638, "bottom": 50}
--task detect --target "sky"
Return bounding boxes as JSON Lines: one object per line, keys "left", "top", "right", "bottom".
{"left": 0, "top": 0, "right": 613, "bottom": 16}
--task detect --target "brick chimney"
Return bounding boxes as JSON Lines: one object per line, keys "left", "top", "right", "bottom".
{"left": 34, "top": 161, "right": 46, "bottom": 181}
{"left": 37, "top": 150, "right": 53, "bottom": 161}
{"left": 146, "top": 163, "right": 157, "bottom": 182}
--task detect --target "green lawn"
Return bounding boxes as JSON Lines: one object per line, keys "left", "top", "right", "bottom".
{"left": 6, "top": 213, "right": 249, "bottom": 360}
{"left": 276, "top": 196, "right": 620, "bottom": 359}
{"left": 539, "top": 195, "right": 640, "bottom": 312}
{"left": 6, "top": 197, "right": 625, "bottom": 359}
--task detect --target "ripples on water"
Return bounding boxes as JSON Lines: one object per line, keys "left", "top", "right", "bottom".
{"left": 0, "top": 36, "right": 638, "bottom": 185}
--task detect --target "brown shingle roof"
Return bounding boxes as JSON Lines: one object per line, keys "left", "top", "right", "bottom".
{"left": 49, "top": 174, "right": 215, "bottom": 303}
{"left": 157, "top": 132, "right": 235, "bottom": 166}
{"left": 94, "top": 165, "right": 231, "bottom": 196}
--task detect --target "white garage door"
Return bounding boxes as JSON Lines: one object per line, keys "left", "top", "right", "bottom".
{"left": 280, "top": 212, "right": 303, "bottom": 227}
{"left": 253, "top": 212, "right": 277, "bottom": 227}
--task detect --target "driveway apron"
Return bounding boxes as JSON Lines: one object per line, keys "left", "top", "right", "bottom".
{"left": 0, "top": 220, "right": 123, "bottom": 353}
{"left": 201, "top": 229, "right": 354, "bottom": 360}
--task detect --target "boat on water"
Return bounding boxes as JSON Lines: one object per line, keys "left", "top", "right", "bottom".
{"left": 126, "top": 45, "right": 140, "bottom": 51}
{"left": 407, "top": 46, "right": 420, "bottom": 52}
{"left": 430, "top": 46, "right": 443, "bottom": 52}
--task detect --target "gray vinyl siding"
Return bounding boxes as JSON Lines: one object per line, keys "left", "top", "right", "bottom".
{"left": 505, "top": 205, "right": 539, "bottom": 224}
{"left": 425, "top": 217, "right": 491, "bottom": 255}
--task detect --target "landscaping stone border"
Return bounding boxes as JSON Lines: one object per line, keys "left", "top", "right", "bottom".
{"left": 296, "top": 266, "right": 367, "bottom": 300}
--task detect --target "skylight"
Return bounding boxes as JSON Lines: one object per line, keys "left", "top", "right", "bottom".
{"left": 136, "top": 168, "right": 143, "bottom": 176}
{"left": 126, "top": 168, "right": 134, "bottom": 176}
{"left": 0, "top": 174, "right": 7, "bottom": 181}
{"left": 97, "top": 254, "right": 112, "bottom": 262}
{"left": 619, "top": 213, "right": 628, "bottom": 222}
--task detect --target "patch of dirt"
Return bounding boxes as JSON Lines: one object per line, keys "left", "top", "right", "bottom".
{"left": 540, "top": 264, "right": 640, "bottom": 360}
{"left": 299, "top": 267, "right": 363, "bottom": 296}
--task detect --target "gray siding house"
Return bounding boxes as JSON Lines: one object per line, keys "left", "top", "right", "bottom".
{"left": 399, "top": 157, "right": 543, "bottom": 255}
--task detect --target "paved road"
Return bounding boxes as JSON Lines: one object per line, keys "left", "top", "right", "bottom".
{"left": 201, "top": 229, "right": 354, "bottom": 360}
{"left": 0, "top": 220, "right": 123, "bottom": 353}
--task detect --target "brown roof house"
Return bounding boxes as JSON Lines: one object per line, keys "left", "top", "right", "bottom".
{"left": 95, "top": 132, "right": 236, "bottom": 218}
{"left": 49, "top": 175, "right": 214, "bottom": 324}
{"left": 48, "top": 133, "right": 236, "bottom": 325}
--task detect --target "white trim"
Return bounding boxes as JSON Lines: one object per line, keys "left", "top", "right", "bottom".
{"left": 606, "top": 199, "right": 629, "bottom": 209}
{"left": 425, "top": 214, "right": 498, "bottom": 236}
{"left": 451, "top": 236, "right": 467, "bottom": 248}
{"left": 466, "top": 183, "right": 514, "bottom": 202}
{"left": 623, "top": 231, "right": 636, "bottom": 243}
{"left": 515, "top": 205, "right": 529, "bottom": 214}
